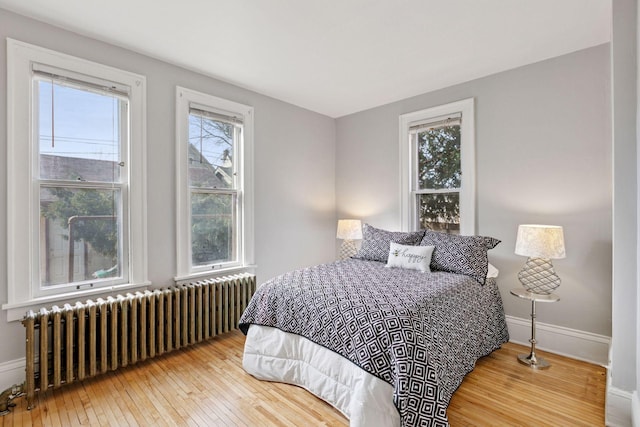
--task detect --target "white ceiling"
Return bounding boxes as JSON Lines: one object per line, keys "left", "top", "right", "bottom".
{"left": 0, "top": 0, "right": 611, "bottom": 118}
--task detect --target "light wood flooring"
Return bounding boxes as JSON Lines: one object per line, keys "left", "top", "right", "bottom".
{"left": 1, "top": 330, "right": 606, "bottom": 426}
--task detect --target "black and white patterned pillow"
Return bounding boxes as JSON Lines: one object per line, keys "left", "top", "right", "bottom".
{"left": 483, "top": 236, "right": 501, "bottom": 250}
{"left": 354, "top": 224, "right": 424, "bottom": 262}
{"left": 420, "top": 230, "right": 501, "bottom": 284}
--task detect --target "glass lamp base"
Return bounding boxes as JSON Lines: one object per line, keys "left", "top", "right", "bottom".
{"left": 339, "top": 240, "right": 357, "bottom": 260}
{"left": 518, "top": 257, "right": 561, "bottom": 295}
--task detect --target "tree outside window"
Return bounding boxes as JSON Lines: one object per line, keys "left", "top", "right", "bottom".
{"left": 416, "top": 123, "right": 461, "bottom": 233}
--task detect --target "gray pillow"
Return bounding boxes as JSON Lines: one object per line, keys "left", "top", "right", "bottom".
{"left": 420, "top": 230, "right": 501, "bottom": 284}
{"left": 354, "top": 224, "right": 424, "bottom": 263}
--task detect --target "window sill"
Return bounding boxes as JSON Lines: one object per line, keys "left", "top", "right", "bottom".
{"left": 2, "top": 281, "right": 151, "bottom": 322}
{"left": 173, "top": 264, "right": 257, "bottom": 285}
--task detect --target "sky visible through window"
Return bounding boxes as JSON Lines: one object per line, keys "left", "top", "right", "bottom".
{"left": 37, "top": 81, "right": 231, "bottom": 171}
{"left": 188, "top": 113, "right": 233, "bottom": 169}
{"left": 38, "top": 81, "right": 121, "bottom": 163}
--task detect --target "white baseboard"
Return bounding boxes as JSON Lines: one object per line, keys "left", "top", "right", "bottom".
{"left": 606, "top": 383, "right": 633, "bottom": 426}
{"left": 631, "top": 391, "right": 639, "bottom": 427}
{"left": 505, "top": 315, "right": 610, "bottom": 366}
{"left": 0, "top": 357, "right": 25, "bottom": 391}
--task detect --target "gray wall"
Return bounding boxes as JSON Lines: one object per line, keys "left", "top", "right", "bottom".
{"left": 637, "top": 0, "right": 640, "bottom": 414}
{"left": 611, "top": 0, "right": 639, "bottom": 407}
{"left": 0, "top": 9, "right": 337, "bottom": 364}
{"left": 336, "top": 44, "right": 612, "bottom": 337}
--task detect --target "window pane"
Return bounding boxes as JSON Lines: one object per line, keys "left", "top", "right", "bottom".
{"left": 417, "top": 124, "right": 461, "bottom": 190}
{"left": 40, "top": 187, "right": 122, "bottom": 286}
{"left": 188, "top": 113, "right": 235, "bottom": 189}
{"left": 37, "top": 80, "right": 124, "bottom": 182}
{"left": 191, "top": 192, "right": 237, "bottom": 266}
{"left": 417, "top": 193, "right": 460, "bottom": 234}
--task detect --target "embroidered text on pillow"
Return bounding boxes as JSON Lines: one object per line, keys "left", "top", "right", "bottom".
{"left": 392, "top": 248, "right": 428, "bottom": 264}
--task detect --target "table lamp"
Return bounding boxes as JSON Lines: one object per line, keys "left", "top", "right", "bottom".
{"left": 515, "top": 224, "right": 565, "bottom": 295}
{"left": 337, "top": 219, "right": 362, "bottom": 259}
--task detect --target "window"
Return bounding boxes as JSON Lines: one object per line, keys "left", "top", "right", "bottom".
{"left": 5, "top": 39, "right": 147, "bottom": 319}
{"left": 175, "top": 87, "right": 254, "bottom": 280}
{"left": 399, "top": 98, "right": 475, "bottom": 235}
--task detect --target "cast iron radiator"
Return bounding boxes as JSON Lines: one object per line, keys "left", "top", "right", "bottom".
{"left": 21, "top": 273, "right": 256, "bottom": 409}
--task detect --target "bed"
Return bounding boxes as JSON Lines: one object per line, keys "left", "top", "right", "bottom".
{"left": 239, "top": 225, "right": 509, "bottom": 426}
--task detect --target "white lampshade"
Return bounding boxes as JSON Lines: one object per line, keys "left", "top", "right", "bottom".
{"left": 336, "top": 219, "right": 362, "bottom": 240}
{"left": 515, "top": 224, "right": 566, "bottom": 259}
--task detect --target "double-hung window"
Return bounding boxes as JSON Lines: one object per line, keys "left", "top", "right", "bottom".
{"left": 5, "top": 40, "right": 147, "bottom": 320}
{"left": 400, "top": 98, "right": 475, "bottom": 235}
{"left": 175, "top": 87, "right": 254, "bottom": 280}
{"left": 35, "top": 66, "right": 128, "bottom": 289}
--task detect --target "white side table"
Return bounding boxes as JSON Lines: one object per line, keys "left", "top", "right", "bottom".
{"left": 510, "top": 288, "right": 560, "bottom": 369}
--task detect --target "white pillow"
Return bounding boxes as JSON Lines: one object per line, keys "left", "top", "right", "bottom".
{"left": 487, "top": 263, "right": 499, "bottom": 279}
{"left": 385, "top": 242, "right": 434, "bottom": 273}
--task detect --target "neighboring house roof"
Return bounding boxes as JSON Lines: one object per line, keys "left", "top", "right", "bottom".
{"left": 40, "top": 154, "right": 120, "bottom": 203}
{"left": 40, "top": 144, "right": 231, "bottom": 194}
{"left": 188, "top": 143, "right": 232, "bottom": 189}
{"left": 40, "top": 154, "right": 120, "bottom": 182}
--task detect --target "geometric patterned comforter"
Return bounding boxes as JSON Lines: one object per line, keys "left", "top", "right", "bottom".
{"left": 239, "top": 259, "right": 509, "bottom": 426}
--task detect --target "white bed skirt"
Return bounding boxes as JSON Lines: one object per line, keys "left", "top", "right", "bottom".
{"left": 243, "top": 325, "right": 400, "bottom": 427}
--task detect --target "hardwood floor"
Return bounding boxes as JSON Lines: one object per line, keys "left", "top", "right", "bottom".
{"left": 0, "top": 330, "right": 605, "bottom": 426}
{"left": 447, "top": 344, "right": 606, "bottom": 426}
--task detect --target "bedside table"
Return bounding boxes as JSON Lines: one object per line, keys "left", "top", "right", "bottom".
{"left": 510, "top": 288, "right": 560, "bottom": 369}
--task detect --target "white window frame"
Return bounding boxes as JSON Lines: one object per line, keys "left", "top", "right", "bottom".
{"left": 399, "top": 98, "right": 476, "bottom": 234}
{"left": 4, "top": 39, "right": 148, "bottom": 321}
{"left": 175, "top": 87, "right": 254, "bottom": 282}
